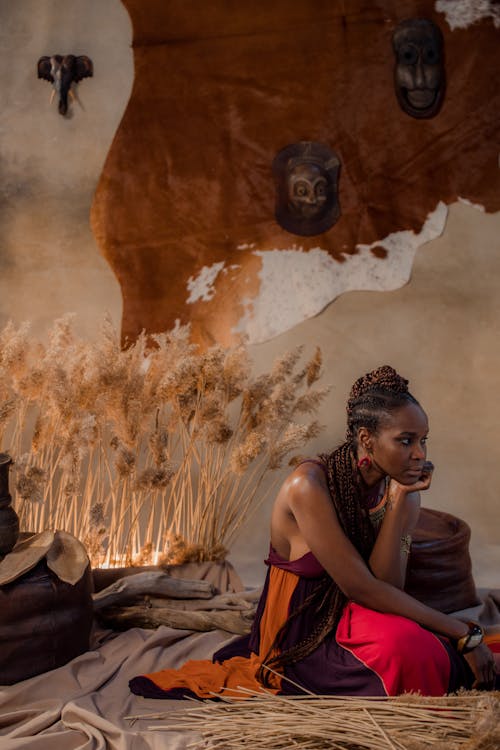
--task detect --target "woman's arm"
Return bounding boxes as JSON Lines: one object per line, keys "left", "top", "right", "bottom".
{"left": 368, "top": 484, "right": 421, "bottom": 589}
{"left": 284, "top": 468, "right": 468, "bottom": 641}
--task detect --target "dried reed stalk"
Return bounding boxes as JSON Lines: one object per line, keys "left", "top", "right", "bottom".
{"left": 0, "top": 316, "right": 328, "bottom": 567}
{"left": 126, "top": 688, "right": 500, "bottom": 750}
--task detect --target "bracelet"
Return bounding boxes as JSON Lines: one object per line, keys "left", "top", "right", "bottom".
{"left": 455, "top": 622, "right": 484, "bottom": 653}
{"left": 400, "top": 534, "right": 412, "bottom": 555}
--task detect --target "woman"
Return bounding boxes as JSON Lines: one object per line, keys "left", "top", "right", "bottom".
{"left": 130, "top": 365, "right": 496, "bottom": 698}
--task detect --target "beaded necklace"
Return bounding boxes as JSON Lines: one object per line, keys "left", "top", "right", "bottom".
{"left": 363, "top": 475, "right": 390, "bottom": 531}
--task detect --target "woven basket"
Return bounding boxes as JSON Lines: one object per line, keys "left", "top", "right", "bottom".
{"left": 405, "top": 507, "right": 479, "bottom": 613}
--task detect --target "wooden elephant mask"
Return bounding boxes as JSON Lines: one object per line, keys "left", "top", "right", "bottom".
{"left": 37, "top": 54, "right": 93, "bottom": 116}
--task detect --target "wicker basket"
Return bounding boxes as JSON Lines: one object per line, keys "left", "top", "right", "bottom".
{"left": 405, "top": 507, "right": 479, "bottom": 613}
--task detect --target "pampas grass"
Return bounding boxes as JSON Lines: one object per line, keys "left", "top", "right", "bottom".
{"left": 126, "top": 687, "right": 500, "bottom": 750}
{"left": 0, "top": 315, "right": 328, "bottom": 567}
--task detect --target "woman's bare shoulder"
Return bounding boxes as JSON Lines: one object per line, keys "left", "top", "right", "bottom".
{"left": 291, "top": 459, "right": 328, "bottom": 482}
{"left": 279, "top": 460, "right": 329, "bottom": 503}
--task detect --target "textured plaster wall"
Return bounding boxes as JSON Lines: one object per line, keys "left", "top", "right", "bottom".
{"left": 0, "top": 2, "right": 498, "bottom": 588}
{"left": 0, "top": 0, "right": 129, "bottom": 339}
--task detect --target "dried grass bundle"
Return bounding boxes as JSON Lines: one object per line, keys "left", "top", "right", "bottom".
{"left": 0, "top": 315, "right": 328, "bottom": 567}
{"left": 128, "top": 688, "right": 500, "bottom": 750}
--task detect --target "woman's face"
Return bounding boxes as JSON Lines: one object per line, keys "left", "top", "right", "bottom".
{"left": 368, "top": 402, "right": 429, "bottom": 484}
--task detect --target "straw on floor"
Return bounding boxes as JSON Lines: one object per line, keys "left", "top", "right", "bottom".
{"left": 127, "top": 687, "right": 500, "bottom": 750}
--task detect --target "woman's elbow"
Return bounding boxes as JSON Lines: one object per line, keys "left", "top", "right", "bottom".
{"left": 339, "top": 577, "right": 376, "bottom": 604}
{"left": 368, "top": 566, "right": 405, "bottom": 591}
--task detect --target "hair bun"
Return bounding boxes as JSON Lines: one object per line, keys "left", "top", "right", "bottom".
{"left": 348, "top": 365, "right": 409, "bottom": 410}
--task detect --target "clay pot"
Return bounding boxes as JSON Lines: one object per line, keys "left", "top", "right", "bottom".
{"left": 405, "top": 507, "right": 479, "bottom": 614}
{"left": 0, "top": 454, "right": 19, "bottom": 557}
{"left": 0, "top": 557, "right": 93, "bottom": 685}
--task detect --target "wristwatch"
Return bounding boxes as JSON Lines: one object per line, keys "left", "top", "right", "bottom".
{"left": 455, "top": 622, "right": 484, "bottom": 653}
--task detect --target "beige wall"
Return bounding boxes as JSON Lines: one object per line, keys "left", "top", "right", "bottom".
{"left": 0, "top": 0, "right": 130, "bottom": 339}
{"left": 0, "top": 2, "right": 498, "bottom": 587}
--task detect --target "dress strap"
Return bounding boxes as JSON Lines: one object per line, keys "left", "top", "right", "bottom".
{"left": 266, "top": 545, "right": 325, "bottom": 578}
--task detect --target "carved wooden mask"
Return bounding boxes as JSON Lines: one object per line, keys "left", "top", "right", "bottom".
{"left": 392, "top": 19, "right": 445, "bottom": 119}
{"left": 273, "top": 142, "right": 341, "bottom": 236}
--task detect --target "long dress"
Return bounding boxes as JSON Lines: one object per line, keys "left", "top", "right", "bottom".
{"left": 129, "top": 472, "right": 473, "bottom": 699}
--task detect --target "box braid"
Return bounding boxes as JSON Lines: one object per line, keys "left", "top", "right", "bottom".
{"left": 259, "top": 365, "right": 419, "bottom": 687}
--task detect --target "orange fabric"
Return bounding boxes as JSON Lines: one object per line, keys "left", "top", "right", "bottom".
{"left": 142, "top": 653, "right": 265, "bottom": 699}
{"left": 484, "top": 631, "right": 500, "bottom": 653}
{"left": 256, "top": 566, "right": 299, "bottom": 663}
{"left": 484, "top": 632, "right": 500, "bottom": 678}
{"left": 142, "top": 566, "right": 299, "bottom": 697}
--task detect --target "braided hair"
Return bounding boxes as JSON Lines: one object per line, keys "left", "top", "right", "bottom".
{"left": 259, "top": 365, "right": 420, "bottom": 686}
{"left": 346, "top": 365, "right": 419, "bottom": 445}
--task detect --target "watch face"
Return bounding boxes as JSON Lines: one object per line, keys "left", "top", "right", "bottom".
{"left": 468, "top": 631, "right": 483, "bottom": 648}
{"left": 466, "top": 625, "right": 484, "bottom": 650}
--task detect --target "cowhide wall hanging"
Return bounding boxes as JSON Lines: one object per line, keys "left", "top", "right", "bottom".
{"left": 90, "top": 0, "right": 500, "bottom": 347}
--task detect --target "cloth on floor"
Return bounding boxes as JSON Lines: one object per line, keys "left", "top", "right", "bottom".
{"left": 1, "top": 587, "right": 499, "bottom": 750}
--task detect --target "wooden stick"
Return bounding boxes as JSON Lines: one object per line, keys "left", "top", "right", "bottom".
{"left": 92, "top": 570, "right": 216, "bottom": 611}
{"left": 146, "top": 590, "right": 258, "bottom": 612}
{"left": 97, "top": 602, "right": 253, "bottom": 634}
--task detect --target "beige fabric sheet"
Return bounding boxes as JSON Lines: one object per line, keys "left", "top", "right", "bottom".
{"left": 0, "top": 624, "right": 236, "bottom": 749}
{"left": 1, "top": 589, "right": 499, "bottom": 750}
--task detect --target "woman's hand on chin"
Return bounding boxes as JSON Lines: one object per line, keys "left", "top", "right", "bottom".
{"left": 390, "top": 460, "right": 434, "bottom": 497}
